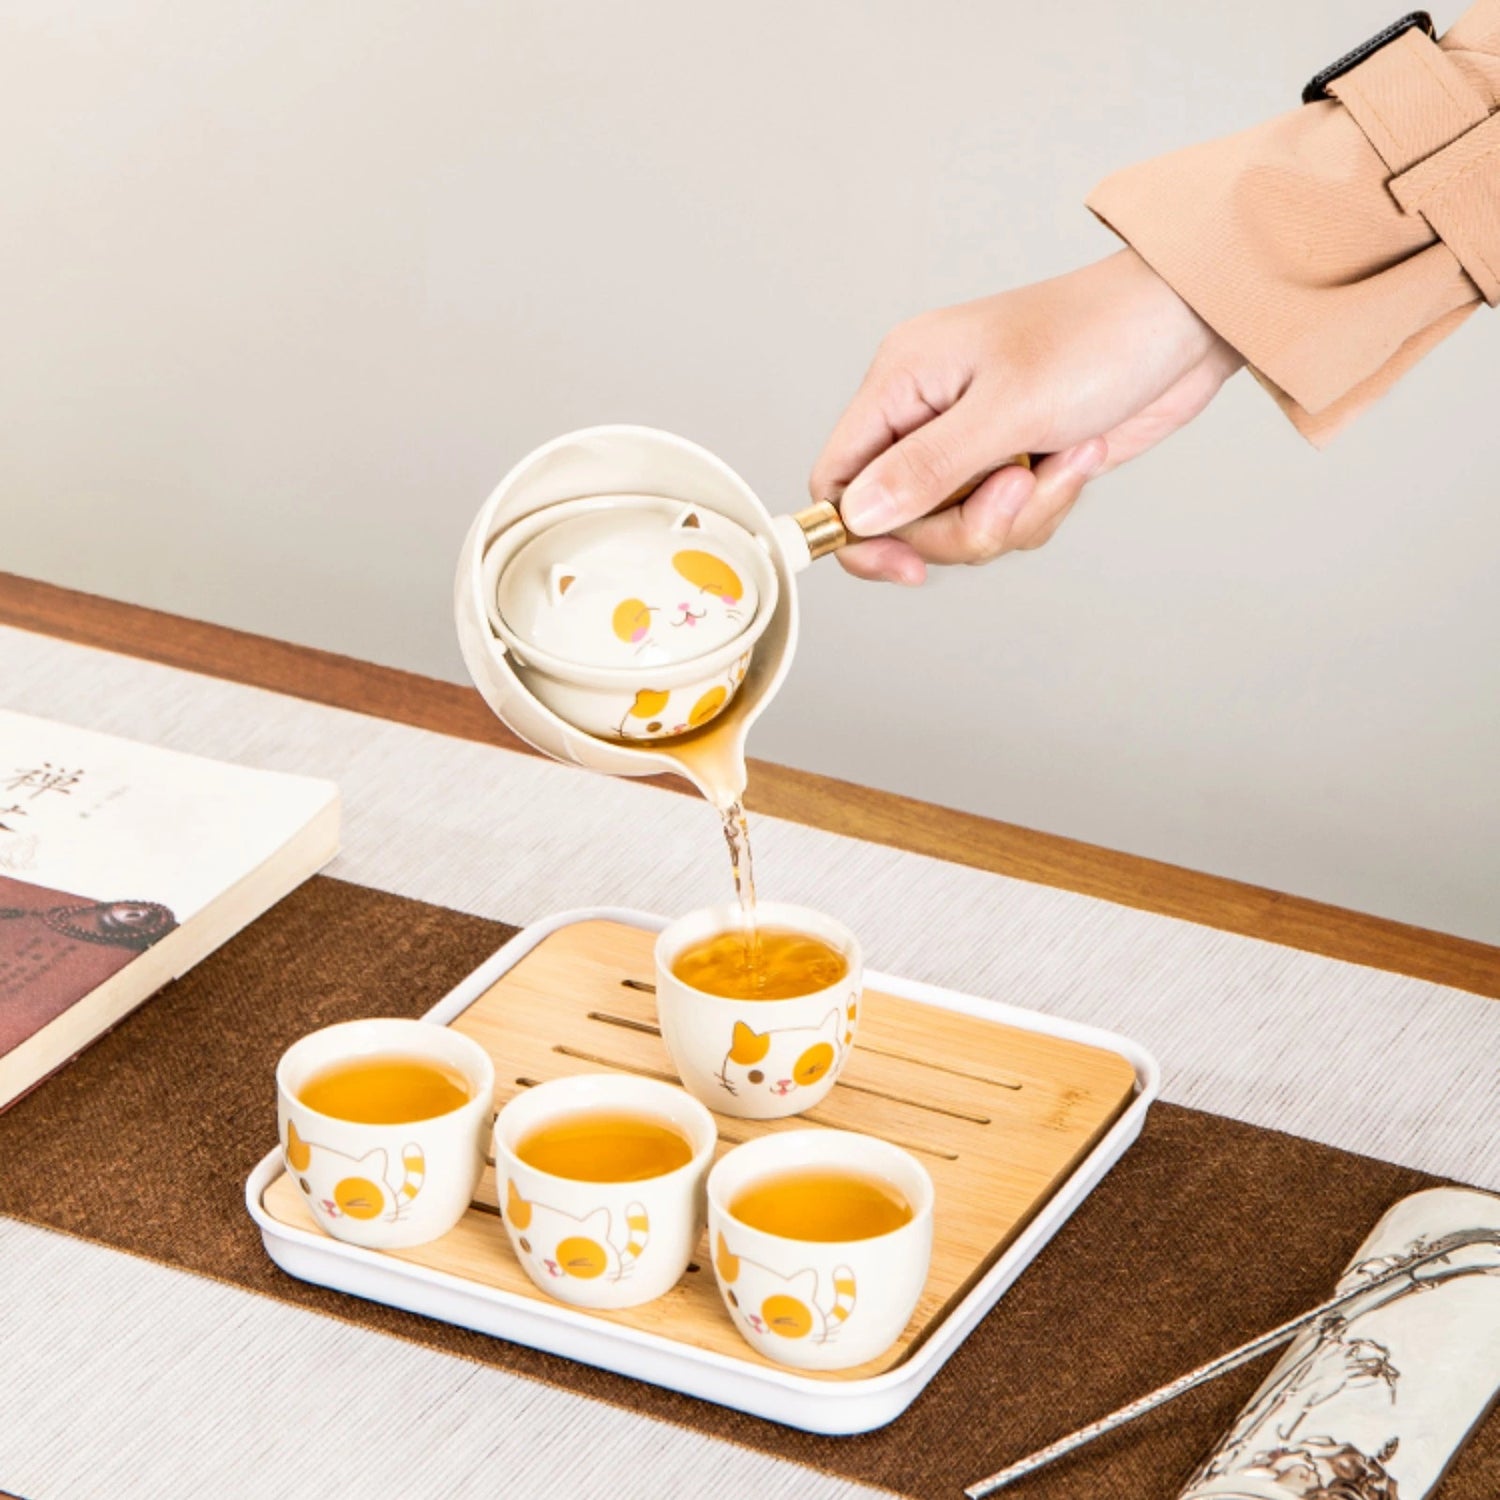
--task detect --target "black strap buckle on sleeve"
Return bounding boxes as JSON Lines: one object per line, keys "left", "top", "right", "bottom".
{"left": 1302, "top": 11, "right": 1436, "bottom": 104}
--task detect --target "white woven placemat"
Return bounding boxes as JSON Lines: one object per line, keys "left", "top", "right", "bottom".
{"left": 2, "top": 625, "right": 1496, "bottom": 1500}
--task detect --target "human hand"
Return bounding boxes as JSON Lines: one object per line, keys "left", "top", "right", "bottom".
{"left": 810, "top": 249, "right": 1244, "bottom": 583}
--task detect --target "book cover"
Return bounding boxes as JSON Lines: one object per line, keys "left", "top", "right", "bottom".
{"left": 0, "top": 710, "right": 339, "bottom": 1107}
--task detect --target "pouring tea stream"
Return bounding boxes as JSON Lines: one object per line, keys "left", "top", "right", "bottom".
{"left": 455, "top": 424, "right": 1025, "bottom": 966}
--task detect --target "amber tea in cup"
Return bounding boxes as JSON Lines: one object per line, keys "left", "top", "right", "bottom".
{"left": 277, "top": 1018, "right": 495, "bottom": 1251}
{"left": 729, "top": 1167, "right": 913, "bottom": 1242}
{"left": 656, "top": 901, "right": 863, "bottom": 1121}
{"left": 516, "top": 1109, "right": 695, "bottom": 1183}
{"left": 671, "top": 927, "right": 849, "bottom": 1000}
{"left": 493, "top": 1074, "right": 718, "bottom": 1310}
{"left": 298, "top": 1053, "right": 474, "bottom": 1124}
{"left": 708, "top": 1129, "right": 934, "bottom": 1371}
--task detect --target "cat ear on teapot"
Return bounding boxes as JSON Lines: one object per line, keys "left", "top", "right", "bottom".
{"left": 547, "top": 565, "right": 579, "bottom": 606}
{"left": 671, "top": 505, "right": 706, "bottom": 532}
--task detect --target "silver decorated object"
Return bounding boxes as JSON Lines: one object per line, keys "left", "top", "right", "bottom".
{"left": 966, "top": 1188, "right": 1500, "bottom": 1498}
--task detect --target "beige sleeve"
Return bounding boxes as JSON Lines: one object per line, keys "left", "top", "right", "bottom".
{"left": 1086, "top": 3, "right": 1500, "bottom": 445}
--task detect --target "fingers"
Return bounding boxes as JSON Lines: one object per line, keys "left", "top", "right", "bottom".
{"left": 808, "top": 356, "right": 955, "bottom": 506}
{"left": 836, "top": 535, "right": 928, "bottom": 586}
{"left": 885, "top": 464, "right": 1036, "bottom": 566}
{"left": 1007, "top": 440, "right": 1107, "bottom": 552}
{"left": 838, "top": 398, "right": 1015, "bottom": 538}
{"left": 891, "top": 439, "right": 1105, "bottom": 564}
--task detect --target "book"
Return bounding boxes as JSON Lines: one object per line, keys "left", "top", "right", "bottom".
{"left": 0, "top": 709, "right": 339, "bottom": 1110}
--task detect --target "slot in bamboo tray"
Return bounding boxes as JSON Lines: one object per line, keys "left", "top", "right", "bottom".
{"left": 260, "top": 915, "right": 1139, "bottom": 1381}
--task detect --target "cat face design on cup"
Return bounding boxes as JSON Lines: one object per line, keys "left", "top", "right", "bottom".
{"left": 716, "top": 1008, "right": 851, "bottom": 1105}
{"left": 655, "top": 901, "right": 862, "bottom": 1121}
{"left": 276, "top": 1018, "right": 495, "bottom": 1252}
{"left": 503, "top": 1179, "right": 651, "bottom": 1287}
{"left": 284, "top": 1121, "right": 427, "bottom": 1226}
{"left": 713, "top": 1233, "right": 858, "bottom": 1345}
{"left": 708, "top": 1129, "right": 934, "bottom": 1372}
{"left": 493, "top": 1073, "right": 717, "bottom": 1311}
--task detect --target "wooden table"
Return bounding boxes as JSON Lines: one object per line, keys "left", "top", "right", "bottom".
{"left": 4, "top": 569, "right": 1495, "bottom": 998}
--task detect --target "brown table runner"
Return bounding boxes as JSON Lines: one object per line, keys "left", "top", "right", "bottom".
{"left": 1, "top": 877, "right": 1494, "bottom": 1499}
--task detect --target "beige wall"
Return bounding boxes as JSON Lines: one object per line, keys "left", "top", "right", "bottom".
{"left": 4, "top": 2, "right": 1497, "bottom": 941}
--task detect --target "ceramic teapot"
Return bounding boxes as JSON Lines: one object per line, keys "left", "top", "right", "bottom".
{"left": 480, "top": 492, "right": 776, "bottom": 746}
{"left": 455, "top": 424, "right": 1021, "bottom": 807}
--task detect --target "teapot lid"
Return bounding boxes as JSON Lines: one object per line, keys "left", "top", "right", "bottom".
{"left": 495, "top": 496, "right": 761, "bottom": 670}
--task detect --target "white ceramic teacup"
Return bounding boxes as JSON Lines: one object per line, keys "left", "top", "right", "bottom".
{"left": 655, "top": 902, "right": 863, "bottom": 1120}
{"left": 277, "top": 1018, "right": 495, "bottom": 1251}
{"left": 493, "top": 1073, "right": 718, "bottom": 1310}
{"left": 708, "top": 1129, "right": 934, "bottom": 1372}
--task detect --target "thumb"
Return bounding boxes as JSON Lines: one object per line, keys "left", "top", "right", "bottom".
{"left": 838, "top": 399, "right": 1019, "bottom": 538}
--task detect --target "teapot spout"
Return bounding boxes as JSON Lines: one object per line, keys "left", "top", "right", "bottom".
{"left": 659, "top": 732, "right": 749, "bottom": 812}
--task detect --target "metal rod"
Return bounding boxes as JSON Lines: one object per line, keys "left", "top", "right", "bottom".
{"left": 964, "top": 1228, "right": 1500, "bottom": 1498}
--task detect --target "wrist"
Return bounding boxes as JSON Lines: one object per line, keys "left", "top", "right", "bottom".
{"left": 1115, "top": 247, "right": 1238, "bottom": 374}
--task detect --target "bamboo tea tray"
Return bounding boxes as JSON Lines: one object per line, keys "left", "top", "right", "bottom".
{"left": 247, "top": 908, "right": 1159, "bottom": 1433}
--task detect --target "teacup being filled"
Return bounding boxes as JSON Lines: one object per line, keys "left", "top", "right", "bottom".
{"left": 655, "top": 902, "right": 862, "bottom": 1120}
{"left": 494, "top": 1073, "right": 717, "bottom": 1310}
{"left": 671, "top": 926, "right": 850, "bottom": 1001}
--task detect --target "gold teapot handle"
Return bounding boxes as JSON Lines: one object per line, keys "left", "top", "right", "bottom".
{"left": 791, "top": 454, "right": 1034, "bottom": 562}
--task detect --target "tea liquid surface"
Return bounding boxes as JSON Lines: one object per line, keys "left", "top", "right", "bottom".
{"left": 672, "top": 926, "right": 849, "bottom": 1000}
{"left": 730, "top": 1167, "right": 913, "bottom": 1241}
{"left": 299, "top": 1054, "right": 472, "bottom": 1124}
{"left": 516, "top": 1109, "right": 694, "bottom": 1182}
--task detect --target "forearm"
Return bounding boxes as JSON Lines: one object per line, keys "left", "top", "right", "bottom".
{"left": 1087, "top": 2, "right": 1500, "bottom": 444}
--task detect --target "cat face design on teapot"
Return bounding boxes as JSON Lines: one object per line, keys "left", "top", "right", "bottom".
{"left": 534, "top": 507, "right": 757, "bottom": 670}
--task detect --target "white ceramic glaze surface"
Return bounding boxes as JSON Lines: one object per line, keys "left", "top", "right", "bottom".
{"left": 276, "top": 1018, "right": 495, "bottom": 1251}
{"left": 654, "top": 901, "right": 862, "bottom": 1120}
{"left": 493, "top": 1073, "right": 717, "bottom": 1311}
{"left": 248, "top": 907, "right": 1159, "bottom": 1435}
{"left": 514, "top": 650, "right": 753, "bottom": 744}
{"left": 454, "top": 426, "right": 805, "bottom": 803}
{"left": 707, "top": 1129, "right": 934, "bottom": 1373}
{"left": 492, "top": 496, "right": 762, "bottom": 670}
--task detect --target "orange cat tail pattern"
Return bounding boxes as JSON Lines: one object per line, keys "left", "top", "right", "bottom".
{"left": 398, "top": 1145, "right": 426, "bottom": 1205}
{"left": 622, "top": 1203, "right": 650, "bottom": 1265}
{"left": 829, "top": 1266, "right": 857, "bottom": 1325}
